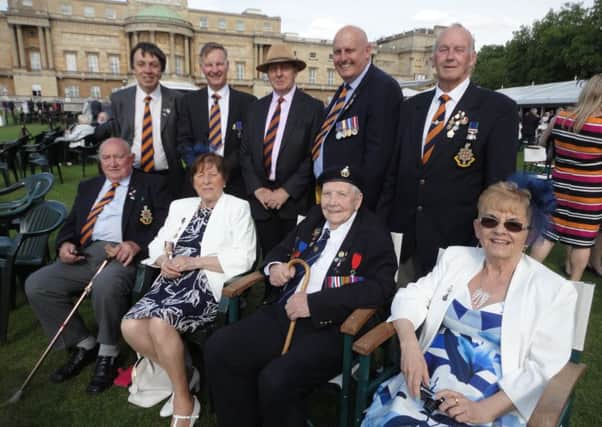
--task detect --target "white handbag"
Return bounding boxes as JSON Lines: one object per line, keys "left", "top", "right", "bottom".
{"left": 127, "top": 356, "right": 173, "bottom": 408}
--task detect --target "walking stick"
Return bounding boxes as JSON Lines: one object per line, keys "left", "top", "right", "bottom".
{"left": 4, "top": 257, "right": 112, "bottom": 404}
{"left": 281, "top": 258, "right": 310, "bottom": 355}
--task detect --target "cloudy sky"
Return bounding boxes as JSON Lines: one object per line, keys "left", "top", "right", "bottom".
{"left": 188, "top": 0, "right": 595, "bottom": 48}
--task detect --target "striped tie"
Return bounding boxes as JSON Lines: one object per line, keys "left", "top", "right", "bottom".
{"left": 140, "top": 95, "right": 155, "bottom": 172}
{"left": 279, "top": 228, "right": 330, "bottom": 304}
{"left": 208, "top": 93, "right": 222, "bottom": 150}
{"left": 80, "top": 182, "right": 119, "bottom": 246}
{"left": 422, "top": 94, "right": 451, "bottom": 164}
{"left": 263, "top": 97, "right": 284, "bottom": 177}
{"left": 312, "top": 83, "right": 349, "bottom": 160}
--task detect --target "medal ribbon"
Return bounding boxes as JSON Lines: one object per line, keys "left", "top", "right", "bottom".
{"left": 422, "top": 94, "right": 450, "bottom": 164}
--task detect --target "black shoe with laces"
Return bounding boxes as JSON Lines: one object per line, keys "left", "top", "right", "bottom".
{"left": 86, "top": 355, "right": 119, "bottom": 395}
{"left": 50, "top": 345, "right": 98, "bottom": 383}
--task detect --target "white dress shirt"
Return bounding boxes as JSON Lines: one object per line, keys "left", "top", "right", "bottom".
{"left": 264, "top": 86, "right": 296, "bottom": 181}
{"left": 207, "top": 85, "right": 230, "bottom": 156}
{"left": 133, "top": 84, "right": 169, "bottom": 170}
{"left": 265, "top": 211, "right": 357, "bottom": 294}
{"left": 421, "top": 78, "right": 471, "bottom": 155}
{"left": 91, "top": 175, "right": 131, "bottom": 243}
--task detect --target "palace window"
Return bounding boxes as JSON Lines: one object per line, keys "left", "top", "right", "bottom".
{"left": 22, "top": 0, "right": 32, "bottom": 6}
{"left": 65, "top": 86, "right": 80, "bottom": 98}
{"left": 199, "top": 17, "right": 208, "bottom": 29}
{"left": 235, "top": 20, "right": 245, "bottom": 32}
{"left": 218, "top": 18, "right": 227, "bottom": 30}
{"left": 263, "top": 22, "right": 272, "bottom": 32}
{"left": 65, "top": 52, "right": 77, "bottom": 72}
{"left": 309, "top": 52, "right": 317, "bottom": 60}
{"left": 236, "top": 62, "right": 245, "bottom": 80}
{"left": 308, "top": 67, "right": 317, "bottom": 84}
{"left": 90, "top": 86, "right": 101, "bottom": 98}
{"left": 105, "top": 8, "right": 116, "bottom": 19}
{"left": 83, "top": 7, "right": 95, "bottom": 18}
{"left": 109, "top": 55, "right": 120, "bottom": 74}
{"left": 29, "top": 51, "right": 41, "bottom": 71}
{"left": 87, "top": 53, "right": 99, "bottom": 73}
{"left": 61, "top": 4, "right": 72, "bottom": 15}
{"left": 175, "top": 56, "right": 184, "bottom": 76}
{"left": 327, "top": 69, "right": 335, "bottom": 85}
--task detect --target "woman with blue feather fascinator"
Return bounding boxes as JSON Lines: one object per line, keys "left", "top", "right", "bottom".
{"left": 361, "top": 174, "right": 576, "bottom": 427}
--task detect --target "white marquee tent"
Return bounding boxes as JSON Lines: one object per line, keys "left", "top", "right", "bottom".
{"left": 496, "top": 80, "right": 586, "bottom": 106}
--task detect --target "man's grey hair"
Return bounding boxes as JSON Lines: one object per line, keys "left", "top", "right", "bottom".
{"left": 434, "top": 23, "right": 476, "bottom": 54}
{"left": 99, "top": 137, "right": 131, "bottom": 155}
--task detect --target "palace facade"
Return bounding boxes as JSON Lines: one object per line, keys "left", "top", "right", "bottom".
{"left": 0, "top": 0, "right": 441, "bottom": 103}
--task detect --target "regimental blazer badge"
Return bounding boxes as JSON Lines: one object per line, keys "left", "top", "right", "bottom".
{"left": 139, "top": 205, "right": 153, "bottom": 225}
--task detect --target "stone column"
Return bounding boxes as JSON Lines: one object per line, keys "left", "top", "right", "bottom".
{"left": 10, "top": 25, "right": 20, "bottom": 68}
{"left": 169, "top": 32, "right": 175, "bottom": 75}
{"left": 150, "top": 30, "right": 155, "bottom": 43}
{"left": 132, "top": 31, "right": 138, "bottom": 46}
{"left": 16, "top": 25, "right": 25, "bottom": 69}
{"left": 38, "top": 27, "right": 47, "bottom": 69}
{"left": 184, "top": 36, "right": 190, "bottom": 76}
{"left": 45, "top": 27, "right": 54, "bottom": 69}
{"left": 125, "top": 32, "right": 131, "bottom": 63}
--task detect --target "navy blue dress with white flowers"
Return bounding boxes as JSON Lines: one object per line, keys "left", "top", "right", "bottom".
{"left": 362, "top": 289, "right": 523, "bottom": 427}
{"left": 124, "top": 207, "right": 219, "bottom": 333}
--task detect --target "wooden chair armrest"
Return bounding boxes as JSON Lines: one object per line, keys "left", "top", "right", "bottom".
{"left": 528, "top": 362, "right": 587, "bottom": 427}
{"left": 222, "top": 271, "right": 264, "bottom": 298}
{"left": 352, "top": 321, "right": 396, "bottom": 356}
{"left": 340, "top": 308, "right": 377, "bottom": 336}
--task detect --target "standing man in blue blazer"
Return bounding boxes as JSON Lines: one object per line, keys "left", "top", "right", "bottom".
{"left": 312, "top": 25, "right": 402, "bottom": 210}
{"left": 378, "top": 23, "right": 518, "bottom": 281}
{"left": 177, "top": 42, "right": 256, "bottom": 198}
{"left": 109, "top": 42, "right": 183, "bottom": 199}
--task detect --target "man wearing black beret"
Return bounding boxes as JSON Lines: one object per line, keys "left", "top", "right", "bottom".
{"left": 205, "top": 166, "right": 397, "bottom": 427}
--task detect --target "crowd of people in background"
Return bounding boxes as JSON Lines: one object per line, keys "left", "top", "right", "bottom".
{"left": 6, "top": 20, "right": 596, "bottom": 427}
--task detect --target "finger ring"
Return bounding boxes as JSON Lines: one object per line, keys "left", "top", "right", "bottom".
{"left": 455, "top": 397, "right": 459, "bottom": 405}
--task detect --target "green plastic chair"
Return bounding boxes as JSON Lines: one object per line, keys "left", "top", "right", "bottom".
{"left": 0, "top": 200, "right": 68, "bottom": 344}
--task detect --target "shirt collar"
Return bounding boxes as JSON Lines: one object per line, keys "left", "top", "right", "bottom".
{"left": 346, "top": 63, "right": 371, "bottom": 91}
{"left": 435, "top": 77, "right": 470, "bottom": 102}
{"left": 271, "top": 85, "right": 296, "bottom": 104}
{"left": 208, "top": 84, "right": 230, "bottom": 100}
{"left": 136, "top": 83, "right": 162, "bottom": 101}
{"left": 325, "top": 211, "right": 357, "bottom": 238}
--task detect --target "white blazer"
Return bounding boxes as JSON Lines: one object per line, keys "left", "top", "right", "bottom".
{"left": 389, "top": 246, "right": 577, "bottom": 423}
{"left": 145, "top": 194, "right": 256, "bottom": 301}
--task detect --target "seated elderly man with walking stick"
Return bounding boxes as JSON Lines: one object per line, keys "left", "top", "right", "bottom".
{"left": 204, "top": 166, "right": 397, "bottom": 427}
{"left": 25, "top": 137, "right": 170, "bottom": 394}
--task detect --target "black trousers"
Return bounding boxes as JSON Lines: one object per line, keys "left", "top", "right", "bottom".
{"left": 204, "top": 304, "right": 343, "bottom": 427}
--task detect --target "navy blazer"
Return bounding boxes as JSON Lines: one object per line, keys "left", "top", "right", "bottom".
{"left": 56, "top": 170, "right": 170, "bottom": 260}
{"left": 240, "top": 88, "right": 324, "bottom": 221}
{"left": 378, "top": 82, "right": 518, "bottom": 277}
{"left": 263, "top": 205, "right": 397, "bottom": 329}
{"left": 177, "top": 86, "right": 256, "bottom": 199}
{"left": 110, "top": 85, "right": 183, "bottom": 197}
{"left": 319, "top": 64, "right": 402, "bottom": 210}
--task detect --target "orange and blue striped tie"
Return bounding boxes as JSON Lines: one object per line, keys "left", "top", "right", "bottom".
{"left": 208, "top": 93, "right": 222, "bottom": 150}
{"left": 263, "top": 97, "right": 284, "bottom": 177}
{"left": 80, "top": 182, "right": 119, "bottom": 246}
{"left": 422, "top": 94, "right": 451, "bottom": 164}
{"left": 312, "top": 83, "right": 349, "bottom": 160}
{"left": 140, "top": 96, "right": 155, "bottom": 172}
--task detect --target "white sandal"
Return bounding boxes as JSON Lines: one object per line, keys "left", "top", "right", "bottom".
{"left": 170, "top": 396, "right": 200, "bottom": 427}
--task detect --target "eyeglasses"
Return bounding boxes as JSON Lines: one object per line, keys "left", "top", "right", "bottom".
{"left": 479, "top": 216, "right": 530, "bottom": 233}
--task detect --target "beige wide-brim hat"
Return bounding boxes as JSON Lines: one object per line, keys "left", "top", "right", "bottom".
{"left": 256, "top": 43, "right": 307, "bottom": 73}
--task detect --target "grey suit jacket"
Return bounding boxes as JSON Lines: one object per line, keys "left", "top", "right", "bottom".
{"left": 110, "top": 84, "right": 184, "bottom": 197}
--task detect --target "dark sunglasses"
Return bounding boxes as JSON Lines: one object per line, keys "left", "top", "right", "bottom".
{"left": 479, "top": 216, "right": 529, "bottom": 233}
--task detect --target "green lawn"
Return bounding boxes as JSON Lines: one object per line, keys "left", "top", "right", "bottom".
{"left": 0, "top": 124, "right": 600, "bottom": 426}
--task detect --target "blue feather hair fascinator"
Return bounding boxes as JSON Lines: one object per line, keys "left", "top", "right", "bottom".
{"left": 507, "top": 173, "right": 556, "bottom": 244}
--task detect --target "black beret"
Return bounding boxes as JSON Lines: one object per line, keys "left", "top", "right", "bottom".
{"left": 317, "top": 165, "right": 364, "bottom": 192}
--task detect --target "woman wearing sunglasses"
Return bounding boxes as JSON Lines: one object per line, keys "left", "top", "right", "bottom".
{"left": 362, "top": 175, "right": 577, "bottom": 427}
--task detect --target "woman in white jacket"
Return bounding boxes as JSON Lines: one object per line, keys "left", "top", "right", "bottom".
{"left": 122, "top": 153, "right": 256, "bottom": 426}
{"left": 362, "top": 176, "right": 577, "bottom": 427}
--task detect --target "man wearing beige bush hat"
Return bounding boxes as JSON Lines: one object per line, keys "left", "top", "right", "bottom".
{"left": 240, "top": 43, "right": 324, "bottom": 302}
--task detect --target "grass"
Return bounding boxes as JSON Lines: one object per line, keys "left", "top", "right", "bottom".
{"left": 0, "top": 123, "right": 600, "bottom": 426}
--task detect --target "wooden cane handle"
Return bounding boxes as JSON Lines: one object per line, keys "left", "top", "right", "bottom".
{"left": 281, "top": 258, "right": 311, "bottom": 355}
